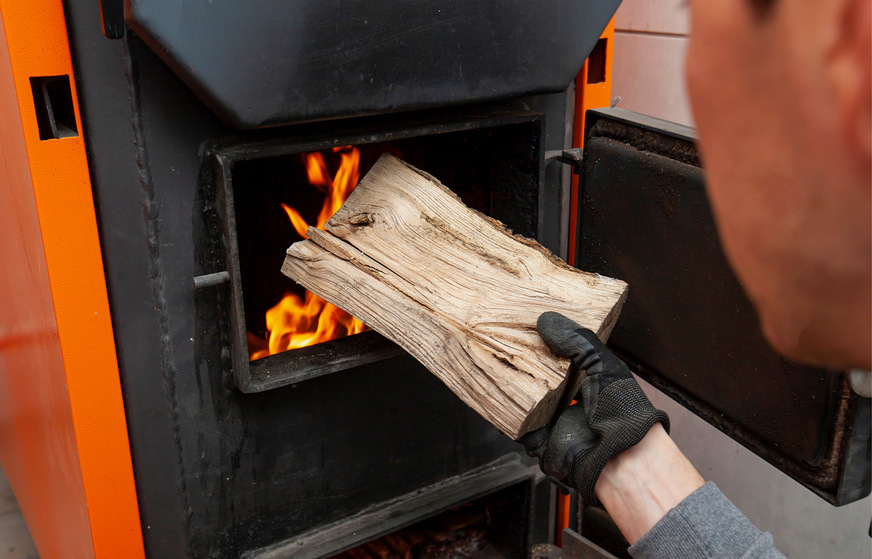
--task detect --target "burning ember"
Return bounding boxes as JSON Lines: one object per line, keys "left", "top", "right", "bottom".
{"left": 248, "top": 146, "right": 367, "bottom": 360}
{"left": 330, "top": 503, "right": 492, "bottom": 559}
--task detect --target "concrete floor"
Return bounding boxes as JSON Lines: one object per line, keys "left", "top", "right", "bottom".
{"left": 0, "top": 467, "right": 38, "bottom": 559}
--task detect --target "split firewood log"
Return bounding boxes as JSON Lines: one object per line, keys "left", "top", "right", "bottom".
{"left": 282, "top": 154, "right": 627, "bottom": 439}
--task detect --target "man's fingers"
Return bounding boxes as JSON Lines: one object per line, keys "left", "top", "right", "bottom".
{"left": 537, "top": 312, "right": 602, "bottom": 371}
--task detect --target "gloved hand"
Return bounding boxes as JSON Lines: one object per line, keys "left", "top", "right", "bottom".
{"left": 520, "top": 312, "right": 669, "bottom": 506}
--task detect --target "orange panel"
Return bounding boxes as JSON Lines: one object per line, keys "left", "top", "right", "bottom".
{"left": 555, "top": 489, "right": 572, "bottom": 547}
{"left": 567, "top": 18, "right": 615, "bottom": 268}
{"left": 0, "top": 14, "right": 93, "bottom": 559}
{"left": 0, "top": 2, "right": 145, "bottom": 558}
{"left": 557, "top": 18, "right": 615, "bottom": 545}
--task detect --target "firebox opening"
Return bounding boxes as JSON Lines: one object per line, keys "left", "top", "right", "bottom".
{"left": 232, "top": 123, "right": 540, "bottom": 364}
{"left": 217, "top": 112, "right": 542, "bottom": 392}
{"left": 329, "top": 482, "right": 530, "bottom": 559}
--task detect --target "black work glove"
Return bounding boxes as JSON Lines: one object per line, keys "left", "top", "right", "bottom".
{"left": 520, "top": 312, "right": 669, "bottom": 506}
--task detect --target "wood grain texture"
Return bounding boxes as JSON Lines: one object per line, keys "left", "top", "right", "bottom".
{"left": 282, "top": 154, "right": 627, "bottom": 439}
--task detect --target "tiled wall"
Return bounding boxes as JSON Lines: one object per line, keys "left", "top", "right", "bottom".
{"left": 612, "top": 0, "right": 693, "bottom": 126}
{"left": 610, "top": 2, "right": 872, "bottom": 557}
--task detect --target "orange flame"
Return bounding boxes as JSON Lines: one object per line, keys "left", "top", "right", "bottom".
{"left": 249, "top": 146, "right": 366, "bottom": 361}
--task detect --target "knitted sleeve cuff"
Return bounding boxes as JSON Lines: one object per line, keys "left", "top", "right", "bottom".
{"left": 629, "top": 482, "right": 784, "bottom": 559}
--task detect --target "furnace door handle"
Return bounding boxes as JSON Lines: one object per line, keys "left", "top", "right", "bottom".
{"left": 192, "top": 271, "right": 231, "bottom": 289}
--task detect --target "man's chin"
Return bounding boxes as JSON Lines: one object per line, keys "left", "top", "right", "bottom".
{"left": 759, "top": 311, "right": 869, "bottom": 371}
{"left": 759, "top": 315, "right": 811, "bottom": 364}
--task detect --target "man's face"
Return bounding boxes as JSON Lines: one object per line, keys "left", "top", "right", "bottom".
{"left": 686, "top": 0, "right": 871, "bottom": 368}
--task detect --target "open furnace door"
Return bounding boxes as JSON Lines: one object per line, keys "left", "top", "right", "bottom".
{"left": 575, "top": 108, "right": 870, "bottom": 506}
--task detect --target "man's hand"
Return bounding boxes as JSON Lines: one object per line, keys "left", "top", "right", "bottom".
{"left": 520, "top": 312, "right": 670, "bottom": 506}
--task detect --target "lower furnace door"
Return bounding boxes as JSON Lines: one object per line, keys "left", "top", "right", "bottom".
{"left": 576, "top": 108, "right": 870, "bottom": 506}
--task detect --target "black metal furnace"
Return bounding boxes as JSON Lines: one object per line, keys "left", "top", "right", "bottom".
{"left": 66, "top": 1, "right": 621, "bottom": 557}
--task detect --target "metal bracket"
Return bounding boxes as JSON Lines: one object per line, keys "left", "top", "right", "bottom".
{"left": 98, "top": 0, "right": 125, "bottom": 39}
{"left": 849, "top": 370, "right": 872, "bottom": 398}
{"left": 545, "top": 148, "right": 583, "bottom": 175}
{"left": 548, "top": 476, "right": 577, "bottom": 496}
{"left": 561, "top": 529, "right": 620, "bottom": 559}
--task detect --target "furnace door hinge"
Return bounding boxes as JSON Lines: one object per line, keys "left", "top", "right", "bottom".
{"left": 545, "top": 148, "right": 583, "bottom": 175}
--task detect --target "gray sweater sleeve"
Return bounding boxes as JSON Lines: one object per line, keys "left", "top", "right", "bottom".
{"left": 628, "top": 482, "right": 786, "bottom": 559}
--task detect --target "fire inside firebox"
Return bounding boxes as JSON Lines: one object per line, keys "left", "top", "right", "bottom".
{"left": 245, "top": 146, "right": 368, "bottom": 360}
{"left": 231, "top": 120, "right": 540, "bottom": 370}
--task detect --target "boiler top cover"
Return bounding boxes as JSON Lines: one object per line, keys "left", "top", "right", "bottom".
{"left": 124, "top": 0, "right": 621, "bottom": 128}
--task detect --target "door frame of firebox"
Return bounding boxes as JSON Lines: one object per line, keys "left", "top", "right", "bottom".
{"left": 198, "top": 108, "right": 546, "bottom": 394}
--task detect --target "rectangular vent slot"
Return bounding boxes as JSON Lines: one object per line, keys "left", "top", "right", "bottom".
{"left": 30, "top": 75, "right": 79, "bottom": 140}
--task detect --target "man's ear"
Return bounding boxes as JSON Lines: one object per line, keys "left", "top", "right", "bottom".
{"left": 828, "top": 0, "right": 871, "bottom": 172}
